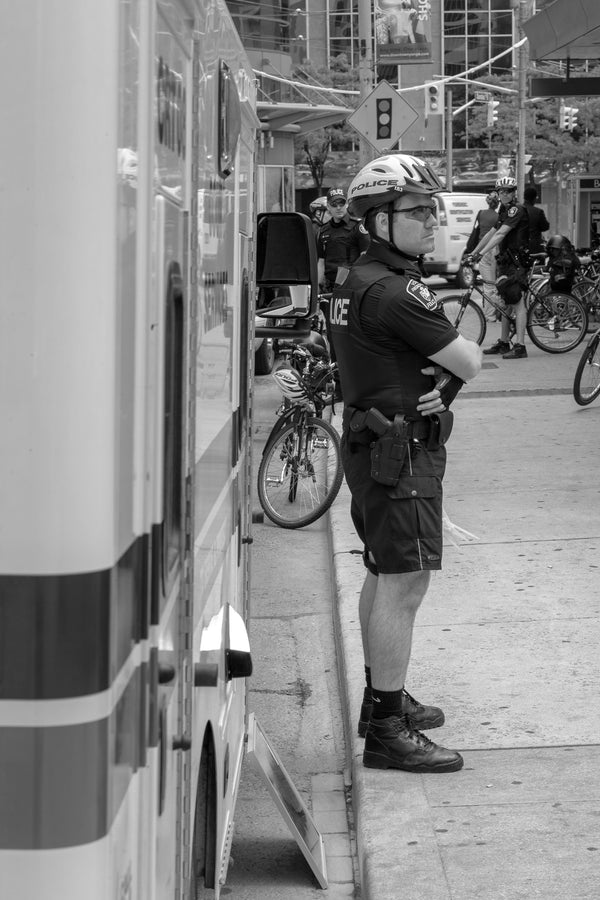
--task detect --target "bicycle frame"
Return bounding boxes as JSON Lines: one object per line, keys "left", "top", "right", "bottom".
{"left": 261, "top": 403, "right": 307, "bottom": 457}
{"left": 445, "top": 263, "right": 589, "bottom": 352}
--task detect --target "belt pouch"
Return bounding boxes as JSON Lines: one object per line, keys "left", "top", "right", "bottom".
{"left": 427, "top": 410, "right": 454, "bottom": 450}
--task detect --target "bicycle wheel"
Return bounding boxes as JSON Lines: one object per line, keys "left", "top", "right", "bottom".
{"left": 441, "top": 295, "right": 486, "bottom": 344}
{"left": 571, "top": 277, "right": 599, "bottom": 316}
{"left": 573, "top": 329, "right": 600, "bottom": 405}
{"left": 526, "top": 291, "right": 588, "bottom": 353}
{"left": 257, "top": 416, "right": 343, "bottom": 528}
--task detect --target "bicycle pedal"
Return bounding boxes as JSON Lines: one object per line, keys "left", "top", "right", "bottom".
{"left": 312, "top": 437, "right": 329, "bottom": 449}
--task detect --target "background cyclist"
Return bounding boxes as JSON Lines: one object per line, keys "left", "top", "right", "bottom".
{"left": 470, "top": 175, "right": 530, "bottom": 360}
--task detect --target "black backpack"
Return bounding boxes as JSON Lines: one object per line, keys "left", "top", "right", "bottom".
{"left": 547, "top": 237, "right": 580, "bottom": 292}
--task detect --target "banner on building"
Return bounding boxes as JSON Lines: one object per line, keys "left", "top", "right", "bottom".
{"left": 375, "top": 0, "right": 432, "bottom": 65}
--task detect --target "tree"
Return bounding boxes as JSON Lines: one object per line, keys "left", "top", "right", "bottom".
{"left": 459, "top": 69, "right": 600, "bottom": 178}
{"left": 293, "top": 55, "right": 359, "bottom": 189}
{"left": 301, "top": 134, "right": 331, "bottom": 192}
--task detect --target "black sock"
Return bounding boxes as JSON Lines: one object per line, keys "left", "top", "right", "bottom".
{"left": 371, "top": 687, "right": 404, "bottom": 720}
{"left": 363, "top": 666, "right": 372, "bottom": 700}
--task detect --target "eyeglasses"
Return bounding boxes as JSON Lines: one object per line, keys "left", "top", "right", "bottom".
{"left": 329, "top": 199, "right": 346, "bottom": 207}
{"left": 392, "top": 205, "right": 437, "bottom": 222}
{"left": 498, "top": 188, "right": 515, "bottom": 195}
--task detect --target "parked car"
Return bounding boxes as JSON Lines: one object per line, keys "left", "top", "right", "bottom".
{"left": 423, "top": 192, "right": 488, "bottom": 286}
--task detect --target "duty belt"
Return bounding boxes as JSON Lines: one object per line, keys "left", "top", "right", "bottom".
{"left": 343, "top": 406, "right": 453, "bottom": 451}
{"left": 344, "top": 409, "right": 430, "bottom": 444}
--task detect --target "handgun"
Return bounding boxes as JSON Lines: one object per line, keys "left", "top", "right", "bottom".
{"left": 364, "top": 408, "right": 392, "bottom": 436}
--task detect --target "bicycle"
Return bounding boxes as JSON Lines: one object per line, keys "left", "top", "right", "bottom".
{"left": 257, "top": 341, "right": 344, "bottom": 529}
{"left": 442, "top": 260, "right": 589, "bottom": 354}
{"left": 573, "top": 325, "right": 600, "bottom": 405}
{"left": 567, "top": 248, "right": 600, "bottom": 325}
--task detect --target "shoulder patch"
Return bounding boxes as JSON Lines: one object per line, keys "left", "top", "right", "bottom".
{"left": 507, "top": 205, "right": 518, "bottom": 217}
{"left": 406, "top": 279, "right": 438, "bottom": 311}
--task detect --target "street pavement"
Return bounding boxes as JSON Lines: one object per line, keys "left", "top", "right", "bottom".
{"left": 329, "top": 322, "right": 600, "bottom": 900}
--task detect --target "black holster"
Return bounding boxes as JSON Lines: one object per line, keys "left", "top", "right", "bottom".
{"left": 370, "top": 414, "right": 411, "bottom": 486}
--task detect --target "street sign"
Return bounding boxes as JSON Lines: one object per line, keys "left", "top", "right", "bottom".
{"left": 474, "top": 90, "right": 491, "bottom": 101}
{"left": 348, "top": 80, "right": 419, "bottom": 153}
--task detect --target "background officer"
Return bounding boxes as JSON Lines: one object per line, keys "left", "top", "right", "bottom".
{"left": 316, "top": 187, "right": 368, "bottom": 292}
{"left": 464, "top": 190, "right": 500, "bottom": 322}
{"left": 471, "top": 175, "right": 530, "bottom": 360}
{"left": 523, "top": 185, "right": 550, "bottom": 255}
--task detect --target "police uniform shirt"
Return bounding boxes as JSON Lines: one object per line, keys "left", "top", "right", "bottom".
{"left": 496, "top": 201, "right": 529, "bottom": 254}
{"left": 329, "top": 238, "right": 459, "bottom": 419}
{"left": 317, "top": 214, "right": 368, "bottom": 285}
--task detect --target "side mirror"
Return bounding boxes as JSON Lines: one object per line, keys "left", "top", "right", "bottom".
{"left": 255, "top": 212, "right": 319, "bottom": 338}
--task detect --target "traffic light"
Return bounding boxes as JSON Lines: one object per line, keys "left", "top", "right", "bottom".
{"left": 560, "top": 102, "right": 579, "bottom": 131}
{"left": 375, "top": 97, "right": 392, "bottom": 140}
{"left": 559, "top": 100, "right": 567, "bottom": 129}
{"left": 424, "top": 82, "right": 441, "bottom": 116}
{"left": 487, "top": 100, "right": 499, "bottom": 127}
{"left": 565, "top": 106, "right": 579, "bottom": 131}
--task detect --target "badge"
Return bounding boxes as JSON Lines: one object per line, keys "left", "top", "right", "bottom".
{"left": 406, "top": 279, "right": 438, "bottom": 311}
{"left": 508, "top": 206, "right": 518, "bottom": 217}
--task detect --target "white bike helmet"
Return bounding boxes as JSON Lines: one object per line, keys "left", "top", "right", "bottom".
{"left": 347, "top": 153, "right": 443, "bottom": 219}
{"left": 309, "top": 195, "right": 329, "bottom": 226}
{"left": 495, "top": 175, "right": 517, "bottom": 190}
{"left": 271, "top": 367, "right": 308, "bottom": 403}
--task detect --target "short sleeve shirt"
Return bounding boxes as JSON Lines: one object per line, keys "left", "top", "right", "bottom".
{"left": 317, "top": 215, "right": 369, "bottom": 284}
{"left": 330, "top": 240, "right": 459, "bottom": 417}
{"left": 496, "top": 202, "right": 529, "bottom": 254}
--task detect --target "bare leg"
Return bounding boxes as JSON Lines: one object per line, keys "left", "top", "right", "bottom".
{"left": 367, "top": 570, "right": 431, "bottom": 691}
{"left": 358, "top": 570, "right": 378, "bottom": 668}
{"left": 514, "top": 296, "right": 527, "bottom": 344}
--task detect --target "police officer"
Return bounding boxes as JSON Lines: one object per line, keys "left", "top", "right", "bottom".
{"left": 330, "top": 154, "right": 482, "bottom": 773}
{"left": 308, "top": 195, "right": 329, "bottom": 240}
{"left": 316, "top": 187, "right": 368, "bottom": 291}
{"left": 523, "top": 185, "right": 550, "bottom": 255}
{"left": 470, "top": 176, "right": 530, "bottom": 359}
{"left": 464, "top": 190, "right": 500, "bottom": 322}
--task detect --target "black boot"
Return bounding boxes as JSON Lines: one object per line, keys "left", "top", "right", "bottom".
{"left": 483, "top": 339, "right": 511, "bottom": 355}
{"left": 358, "top": 688, "right": 445, "bottom": 737}
{"left": 363, "top": 715, "right": 463, "bottom": 772}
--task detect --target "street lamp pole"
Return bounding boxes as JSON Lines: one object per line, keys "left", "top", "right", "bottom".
{"left": 516, "top": 0, "right": 534, "bottom": 194}
{"left": 446, "top": 88, "right": 453, "bottom": 191}
{"left": 357, "top": 0, "right": 374, "bottom": 165}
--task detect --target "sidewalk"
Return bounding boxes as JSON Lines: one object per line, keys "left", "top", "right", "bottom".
{"left": 329, "top": 330, "right": 600, "bottom": 900}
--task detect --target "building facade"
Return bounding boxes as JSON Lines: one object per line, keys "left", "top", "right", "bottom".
{"left": 227, "top": 1, "right": 349, "bottom": 210}
{"left": 295, "top": 1, "right": 556, "bottom": 153}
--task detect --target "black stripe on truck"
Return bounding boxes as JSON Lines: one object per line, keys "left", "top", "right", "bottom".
{"left": 0, "top": 664, "right": 146, "bottom": 849}
{"left": 0, "top": 537, "right": 151, "bottom": 848}
{"left": 0, "top": 537, "right": 149, "bottom": 700}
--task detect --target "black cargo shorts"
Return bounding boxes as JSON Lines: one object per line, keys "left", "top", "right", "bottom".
{"left": 341, "top": 435, "right": 447, "bottom": 575}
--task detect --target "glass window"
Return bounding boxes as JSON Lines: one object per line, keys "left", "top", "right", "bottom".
{"left": 258, "top": 165, "right": 295, "bottom": 213}
{"left": 162, "top": 264, "right": 184, "bottom": 593}
{"left": 330, "top": 38, "right": 353, "bottom": 59}
{"left": 443, "top": 0, "right": 516, "bottom": 79}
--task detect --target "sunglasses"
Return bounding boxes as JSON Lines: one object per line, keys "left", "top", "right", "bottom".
{"left": 392, "top": 205, "right": 437, "bottom": 222}
{"left": 329, "top": 199, "right": 346, "bottom": 207}
{"left": 498, "top": 188, "right": 515, "bottom": 195}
